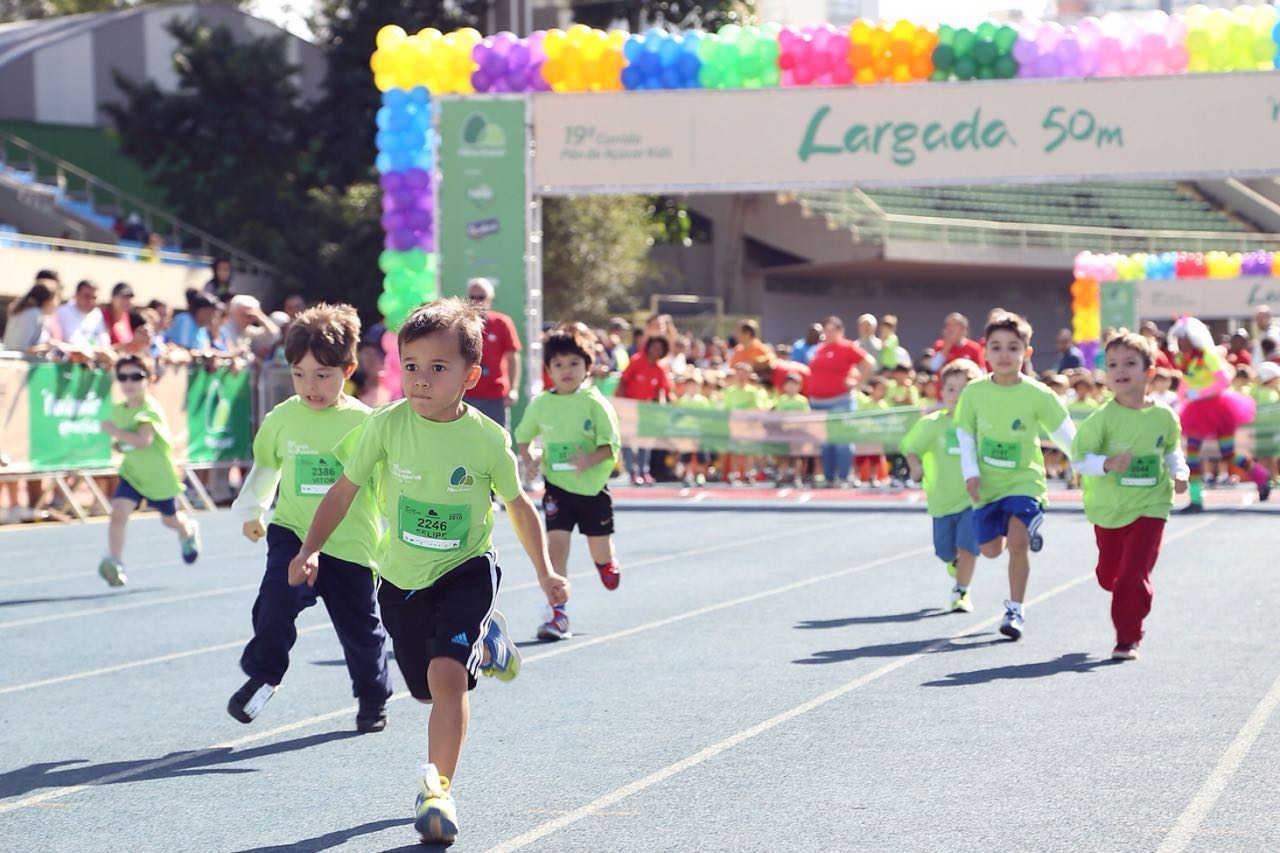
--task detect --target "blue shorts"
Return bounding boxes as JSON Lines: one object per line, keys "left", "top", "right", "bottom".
{"left": 932, "top": 508, "right": 977, "bottom": 563}
{"left": 973, "top": 495, "right": 1044, "bottom": 546}
{"left": 114, "top": 478, "right": 178, "bottom": 516}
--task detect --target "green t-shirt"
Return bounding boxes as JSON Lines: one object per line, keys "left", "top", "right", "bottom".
{"left": 722, "top": 385, "right": 770, "bottom": 411}
{"left": 1252, "top": 385, "right": 1280, "bottom": 406}
{"left": 674, "top": 393, "right": 713, "bottom": 410}
{"left": 337, "top": 400, "right": 521, "bottom": 590}
{"left": 955, "top": 375, "right": 1069, "bottom": 506}
{"left": 900, "top": 409, "right": 968, "bottom": 518}
{"left": 112, "top": 396, "right": 183, "bottom": 500}
{"left": 1068, "top": 397, "right": 1100, "bottom": 423}
{"left": 773, "top": 393, "right": 811, "bottom": 413}
{"left": 1073, "top": 400, "right": 1181, "bottom": 528}
{"left": 514, "top": 385, "right": 620, "bottom": 497}
{"left": 887, "top": 380, "right": 920, "bottom": 408}
{"left": 253, "top": 395, "right": 383, "bottom": 567}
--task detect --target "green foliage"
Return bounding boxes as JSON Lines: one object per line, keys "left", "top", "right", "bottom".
{"left": 570, "top": 0, "right": 753, "bottom": 32}
{"left": 1, "top": 0, "right": 245, "bottom": 23}
{"left": 542, "top": 195, "right": 662, "bottom": 326}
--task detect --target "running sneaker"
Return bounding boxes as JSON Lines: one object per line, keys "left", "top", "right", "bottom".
{"left": 227, "top": 677, "right": 276, "bottom": 723}
{"left": 355, "top": 698, "right": 388, "bottom": 733}
{"left": 999, "top": 602, "right": 1024, "bottom": 640}
{"left": 596, "top": 560, "right": 620, "bottom": 591}
{"left": 642, "top": 473, "right": 656, "bottom": 486}
{"left": 1111, "top": 642, "right": 1141, "bottom": 661}
{"left": 1250, "top": 464, "right": 1272, "bottom": 501}
{"left": 630, "top": 473, "right": 644, "bottom": 486}
{"left": 414, "top": 764, "right": 458, "bottom": 844}
{"left": 478, "top": 611, "right": 521, "bottom": 681}
{"left": 1178, "top": 502, "right": 1205, "bottom": 514}
{"left": 180, "top": 519, "right": 201, "bottom": 564}
{"left": 536, "top": 605, "right": 572, "bottom": 641}
{"left": 98, "top": 556, "right": 126, "bottom": 587}
{"left": 946, "top": 561, "right": 958, "bottom": 578}
{"left": 950, "top": 588, "right": 973, "bottom": 613}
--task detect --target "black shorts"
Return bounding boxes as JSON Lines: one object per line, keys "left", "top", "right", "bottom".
{"left": 543, "top": 481, "right": 614, "bottom": 536}
{"left": 376, "top": 553, "right": 501, "bottom": 701}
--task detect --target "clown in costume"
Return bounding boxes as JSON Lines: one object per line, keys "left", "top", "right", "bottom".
{"left": 1169, "top": 316, "right": 1271, "bottom": 511}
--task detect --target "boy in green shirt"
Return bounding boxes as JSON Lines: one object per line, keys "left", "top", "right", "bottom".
{"left": 956, "top": 312, "right": 1076, "bottom": 640}
{"left": 228, "top": 304, "right": 391, "bottom": 731}
{"left": 515, "top": 327, "right": 622, "bottom": 641}
{"left": 288, "top": 299, "right": 568, "bottom": 846}
{"left": 722, "top": 363, "right": 771, "bottom": 484}
{"left": 902, "top": 358, "right": 983, "bottom": 613}
{"left": 97, "top": 355, "right": 199, "bottom": 587}
{"left": 672, "top": 372, "right": 713, "bottom": 486}
{"left": 773, "top": 372, "right": 811, "bottom": 486}
{"left": 1073, "top": 332, "right": 1188, "bottom": 661}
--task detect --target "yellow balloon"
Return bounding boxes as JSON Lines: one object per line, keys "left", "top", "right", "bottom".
{"left": 544, "top": 29, "right": 567, "bottom": 59}
{"left": 607, "top": 29, "right": 628, "bottom": 50}
{"left": 370, "top": 50, "right": 394, "bottom": 75}
{"left": 891, "top": 19, "right": 915, "bottom": 42}
{"left": 581, "top": 29, "right": 606, "bottom": 62}
{"left": 376, "top": 25, "right": 406, "bottom": 52}
{"left": 850, "top": 19, "right": 874, "bottom": 46}
{"left": 542, "top": 57, "right": 565, "bottom": 86}
{"left": 374, "top": 73, "right": 396, "bottom": 92}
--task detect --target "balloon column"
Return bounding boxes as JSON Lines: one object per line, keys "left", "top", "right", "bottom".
{"left": 1070, "top": 277, "right": 1101, "bottom": 343}
{"left": 622, "top": 28, "right": 704, "bottom": 89}
{"left": 1185, "top": 3, "right": 1278, "bottom": 71}
{"left": 848, "top": 20, "right": 937, "bottom": 83}
{"left": 931, "top": 21, "right": 1018, "bottom": 80}
{"left": 779, "top": 24, "right": 853, "bottom": 86}
{"left": 697, "top": 24, "right": 782, "bottom": 89}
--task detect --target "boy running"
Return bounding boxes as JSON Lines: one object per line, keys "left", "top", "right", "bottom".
{"left": 1073, "top": 332, "right": 1188, "bottom": 660}
{"left": 229, "top": 304, "right": 392, "bottom": 730}
{"left": 901, "top": 358, "right": 983, "bottom": 613}
{"left": 287, "top": 299, "right": 569, "bottom": 845}
{"left": 515, "top": 327, "right": 622, "bottom": 641}
{"left": 956, "top": 311, "right": 1076, "bottom": 640}
{"left": 98, "top": 354, "right": 199, "bottom": 586}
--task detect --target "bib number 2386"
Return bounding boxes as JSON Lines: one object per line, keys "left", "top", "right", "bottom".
{"left": 295, "top": 454, "right": 342, "bottom": 496}
{"left": 398, "top": 497, "right": 469, "bottom": 551}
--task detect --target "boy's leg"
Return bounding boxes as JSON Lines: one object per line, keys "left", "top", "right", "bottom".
{"left": 107, "top": 498, "right": 132, "bottom": 561}
{"left": 1111, "top": 517, "right": 1165, "bottom": 646}
{"left": 548, "top": 530, "right": 572, "bottom": 576}
{"left": 586, "top": 534, "right": 615, "bottom": 564}
{"left": 240, "top": 526, "right": 317, "bottom": 688}
{"left": 1006, "top": 514, "right": 1032, "bottom": 603}
{"left": 954, "top": 549, "right": 977, "bottom": 587}
{"left": 1093, "top": 525, "right": 1122, "bottom": 592}
{"left": 425, "top": 658, "right": 470, "bottom": 781}
{"left": 315, "top": 554, "right": 393, "bottom": 705}
{"left": 954, "top": 507, "right": 979, "bottom": 587}
{"left": 973, "top": 501, "right": 1006, "bottom": 559}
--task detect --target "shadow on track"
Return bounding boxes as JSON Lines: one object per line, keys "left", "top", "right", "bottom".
{"left": 231, "top": 818, "right": 412, "bottom": 852}
{"left": 0, "top": 588, "right": 157, "bottom": 608}
{"left": 793, "top": 633, "right": 1007, "bottom": 665}
{"left": 922, "top": 652, "right": 1120, "bottom": 687}
{"left": 0, "top": 730, "right": 361, "bottom": 800}
{"left": 796, "top": 608, "right": 951, "bottom": 629}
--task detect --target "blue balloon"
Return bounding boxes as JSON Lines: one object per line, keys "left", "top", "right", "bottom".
{"left": 623, "top": 36, "right": 644, "bottom": 62}
{"left": 409, "top": 85, "right": 430, "bottom": 106}
{"left": 383, "top": 89, "right": 409, "bottom": 110}
{"left": 375, "top": 130, "right": 397, "bottom": 152}
{"left": 660, "top": 66, "right": 681, "bottom": 89}
{"left": 389, "top": 149, "right": 413, "bottom": 171}
{"left": 659, "top": 38, "right": 680, "bottom": 66}
{"left": 375, "top": 107, "right": 392, "bottom": 130}
{"left": 375, "top": 152, "right": 393, "bottom": 174}
{"left": 621, "top": 65, "right": 644, "bottom": 90}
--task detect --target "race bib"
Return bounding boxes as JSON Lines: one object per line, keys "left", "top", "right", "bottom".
{"left": 945, "top": 429, "right": 961, "bottom": 456}
{"left": 1119, "top": 454, "right": 1162, "bottom": 488}
{"left": 295, "top": 454, "right": 342, "bottom": 496}
{"left": 980, "top": 437, "right": 1022, "bottom": 469}
{"left": 398, "top": 496, "right": 469, "bottom": 551}
{"left": 546, "top": 441, "right": 582, "bottom": 473}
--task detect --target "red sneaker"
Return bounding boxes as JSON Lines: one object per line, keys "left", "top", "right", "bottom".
{"left": 596, "top": 560, "right": 620, "bottom": 591}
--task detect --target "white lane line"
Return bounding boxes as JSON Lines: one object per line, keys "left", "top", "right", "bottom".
{"left": 485, "top": 517, "right": 1218, "bottom": 852}
{"left": 0, "top": 583, "right": 259, "bottom": 630}
{"left": 0, "top": 516, "right": 860, "bottom": 692}
{"left": 1156, "top": 668, "right": 1280, "bottom": 853}
{"left": 0, "top": 623, "right": 335, "bottom": 696}
{"left": 0, "top": 533, "right": 919, "bottom": 813}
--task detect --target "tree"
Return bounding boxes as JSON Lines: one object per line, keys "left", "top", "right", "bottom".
{"left": 570, "top": 0, "right": 753, "bottom": 32}
{"left": 0, "top": 0, "right": 245, "bottom": 24}
{"left": 541, "top": 195, "right": 662, "bottom": 326}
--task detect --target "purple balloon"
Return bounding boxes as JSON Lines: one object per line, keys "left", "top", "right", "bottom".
{"left": 528, "top": 31, "right": 547, "bottom": 64}
{"left": 380, "top": 172, "right": 407, "bottom": 194}
{"left": 1034, "top": 54, "right": 1060, "bottom": 77}
{"left": 507, "top": 66, "right": 531, "bottom": 90}
{"left": 382, "top": 210, "right": 406, "bottom": 232}
{"left": 473, "top": 68, "right": 494, "bottom": 92}
{"left": 391, "top": 228, "right": 417, "bottom": 251}
{"left": 530, "top": 61, "right": 551, "bottom": 91}
{"left": 1057, "top": 36, "right": 1080, "bottom": 64}
{"left": 406, "top": 168, "right": 431, "bottom": 191}
{"left": 509, "top": 42, "right": 530, "bottom": 69}
{"left": 1012, "top": 38, "right": 1037, "bottom": 65}
{"left": 406, "top": 209, "right": 432, "bottom": 231}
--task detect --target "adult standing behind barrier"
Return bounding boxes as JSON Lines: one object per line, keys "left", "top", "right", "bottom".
{"left": 57, "top": 280, "right": 111, "bottom": 351}
{"left": 929, "top": 312, "right": 985, "bottom": 372}
{"left": 462, "top": 277, "right": 521, "bottom": 429}
{"left": 205, "top": 257, "right": 235, "bottom": 301}
{"left": 168, "top": 290, "right": 217, "bottom": 351}
{"left": 2, "top": 283, "right": 63, "bottom": 355}
{"left": 225, "top": 295, "right": 282, "bottom": 361}
{"left": 791, "top": 323, "right": 823, "bottom": 365}
{"left": 807, "top": 316, "right": 873, "bottom": 487}
{"left": 101, "top": 283, "right": 135, "bottom": 348}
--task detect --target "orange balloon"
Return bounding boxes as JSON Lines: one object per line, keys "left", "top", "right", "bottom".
{"left": 872, "top": 55, "right": 893, "bottom": 79}
{"left": 855, "top": 66, "right": 878, "bottom": 85}
{"left": 909, "top": 54, "right": 934, "bottom": 79}
{"left": 869, "top": 28, "right": 890, "bottom": 54}
{"left": 892, "top": 63, "right": 912, "bottom": 83}
{"left": 849, "top": 43, "right": 873, "bottom": 68}
{"left": 890, "top": 38, "right": 913, "bottom": 62}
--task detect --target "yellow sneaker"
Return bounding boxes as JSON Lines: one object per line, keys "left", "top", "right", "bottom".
{"left": 949, "top": 588, "right": 973, "bottom": 613}
{"left": 413, "top": 764, "right": 457, "bottom": 843}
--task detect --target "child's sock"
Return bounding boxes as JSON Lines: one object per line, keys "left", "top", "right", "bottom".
{"left": 1189, "top": 479, "right": 1203, "bottom": 504}
{"left": 1008, "top": 600, "right": 1024, "bottom": 615}
{"left": 953, "top": 585, "right": 968, "bottom": 594}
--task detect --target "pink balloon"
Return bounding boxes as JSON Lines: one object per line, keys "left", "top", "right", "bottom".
{"left": 1078, "top": 45, "right": 1101, "bottom": 76}
{"left": 1165, "top": 14, "right": 1187, "bottom": 43}
{"left": 1165, "top": 44, "right": 1189, "bottom": 73}
{"left": 1036, "top": 21, "right": 1064, "bottom": 52}
{"left": 1077, "top": 17, "right": 1103, "bottom": 50}
{"left": 379, "top": 331, "right": 403, "bottom": 400}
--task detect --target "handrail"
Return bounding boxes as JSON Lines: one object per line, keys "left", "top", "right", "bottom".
{"left": 0, "top": 228, "right": 212, "bottom": 263}
{"left": 0, "top": 128, "right": 275, "bottom": 274}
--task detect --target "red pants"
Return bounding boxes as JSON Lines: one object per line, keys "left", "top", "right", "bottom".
{"left": 1094, "top": 517, "right": 1166, "bottom": 645}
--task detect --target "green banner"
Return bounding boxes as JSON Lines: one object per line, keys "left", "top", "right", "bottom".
{"left": 186, "top": 367, "right": 252, "bottom": 463}
{"left": 825, "top": 406, "right": 921, "bottom": 450}
{"left": 638, "top": 405, "right": 733, "bottom": 451}
{"left": 1251, "top": 403, "right": 1280, "bottom": 458}
{"left": 1100, "top": 280, "right": 1138, "bottom": 332}
{"left": 27, "top": 363, "right": 112, "bottom": 469}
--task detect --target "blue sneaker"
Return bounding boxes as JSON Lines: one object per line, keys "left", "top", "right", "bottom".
{"left": 180, "top": 519, "right": 200, "bottom": 564}
{"left": 478, "top": 611, "right": 521, "bottom": 682}
{"left": 414, "top": 764, "right": 457, "bottom": 843}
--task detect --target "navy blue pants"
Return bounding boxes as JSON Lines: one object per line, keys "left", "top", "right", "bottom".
{"left": 239, "top": 525, "right": 392, "bottom": 702}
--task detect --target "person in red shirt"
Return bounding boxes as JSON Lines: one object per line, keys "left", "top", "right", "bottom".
{"left": 1225, "top": 329, "right": 1253, "bottom": 368}
{"left": 617, "top": 335, "right": 671, "bottom": 485}
{"left": 462, "top": 277, "right": 522, "bottom": 429}
{"left": 807, "top": 316, "right": 873, "bottom": 486}
{"left": 101, "top": 282, "right": 136, "bottom": 347}
{"left": 928, "top": 312, "right": 985, "bottom": 372}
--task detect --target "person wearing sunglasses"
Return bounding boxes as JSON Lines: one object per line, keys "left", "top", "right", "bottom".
{"left": 98, "top": 355, "right": 200, "bottom": 586}
{"left": 460, "top": 278, "right": 521, "bottom": 431}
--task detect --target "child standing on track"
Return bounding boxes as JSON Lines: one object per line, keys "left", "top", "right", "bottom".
{"left": 1073, "top": 332, "right": 1188, "bottom": 661}
{"left": 515, "top": 327, "right": 622, "bottom": 641}
{"left": 228, "top": 304, "right": 392, "bottom": 730}
{"left": 98, "top": 354, "right": 199, "bottom": 587}
{"left": 902, "top": 358, "right": 983, "bottom": 613}
{"left": 956, "top": 311, "right": 1076, "bottom": 640}
{"left": 287, "top": 299, "right": 569, "bottom": 846}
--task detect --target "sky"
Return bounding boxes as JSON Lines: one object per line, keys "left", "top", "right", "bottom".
{"left": 246, "top": 0, "right": 1057, "bottom": 42}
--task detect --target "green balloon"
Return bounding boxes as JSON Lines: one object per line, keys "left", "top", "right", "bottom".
{"left": 1229, "top": 24, "right": 1251, "bottom": 51}
{"left": 759, "top": 40, "right": 779, "bottom": 63}
{"left": 1210, "top": 41, "right": 1232, "bottom": 69}
{"left": 404, "top": 248, "right": 427, "bottom": 272}
{"left": 975, "top": 21, "right": 996, "bottom": 41}
{"left": 1254, "top": 36, "right": 1276, "bottom": 62}
{"left": 378, "top": 250, "right": 402, "bottom": 275}
{"left": 994, "top": 24, "right": 1017, "bottom": 53}
{"left": 953, "top": 29, "right": 976, "bottom": 57}
{"left": 721, "top": 67, "right": 742, "bottom": 88}
{"left": 377, "top": 290, "right": 405, "bottom": 321}
{"left": 937, "top": 24, "right": 955, "bottom": 46}
{"left": 761, "top": 66, "right": 780, "bottom": 87}
{"left": 697, "top": 37, "right": 718, "bottom": 62}
{"left": 955, "top": 56, "right": 977, "bottom": 80}
{"left": 932, "top": 44, "right": 956, "bottom": 71}
{"left": 994, "top": 54, "right": 1018, "bottom": 79}
{"left": 976, "top": 64, "right": 995, "bottom": 80}
{"left": 972, "top": 40, "right": 998, "bottom": 66}
{"left": 387, "top": 269, "right": 415, "bottom": 294}
{"left": 930, "top": 69, "right": 949, "bottom": 81}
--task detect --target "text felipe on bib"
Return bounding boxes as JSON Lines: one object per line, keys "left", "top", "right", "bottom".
{"left": 398, "top": 496, "right": 470, "bottom": 551}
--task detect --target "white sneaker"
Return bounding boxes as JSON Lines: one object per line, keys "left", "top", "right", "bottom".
{"left": 999, "top": 601, "right": 1024, "bottom": 640}
{"left": 950, "top": 588, "right": 973, "bottom": 613}
{"left": 414, "top": 763, "right": 458, "bottom": 843}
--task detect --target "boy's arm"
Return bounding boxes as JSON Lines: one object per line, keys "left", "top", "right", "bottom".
{"left": 105, "top": 421, "right": 156, "bottom": 449}
{"left": 287, "top": 475, "right": 360, "bottom": 586}
{"left": 1043, "top": 393, "right": 1077, "bottom": 460}
{"left": 231, "top": 463, "right": 282, "bottom": 541}
{"left": 504, "top": 492, "right": 570, "bottom": 606}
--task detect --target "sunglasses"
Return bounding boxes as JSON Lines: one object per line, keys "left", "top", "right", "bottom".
{"left": 116, "top": 372, "right": 148, "bottom": 383}
{"left": 467, "top": 292, "right": 487, "bottom": 301}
